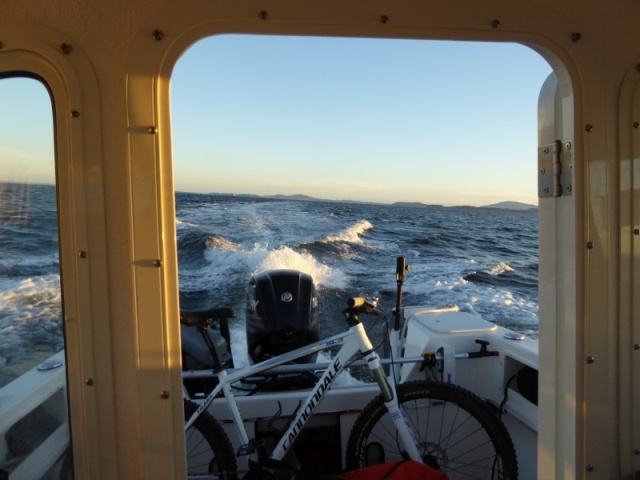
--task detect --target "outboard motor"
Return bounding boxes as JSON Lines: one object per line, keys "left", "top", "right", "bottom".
{"left": 246, "top": 269, "right": 320, "bottom": 365}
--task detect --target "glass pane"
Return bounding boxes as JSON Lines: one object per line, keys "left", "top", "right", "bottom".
{"left": 0, "top": 77, "right": 72, "bottom": 478}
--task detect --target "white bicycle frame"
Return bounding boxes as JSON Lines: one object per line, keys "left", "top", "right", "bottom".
{"left": 183, "top": 319, "right": 422, "bottom": 464}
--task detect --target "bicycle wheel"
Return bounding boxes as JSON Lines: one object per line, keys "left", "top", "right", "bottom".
{"left": 184, "top": 399, "right": 238, "bottom": 479}
{"left": 345, "top": 380, "right": 518, "bottom": 480}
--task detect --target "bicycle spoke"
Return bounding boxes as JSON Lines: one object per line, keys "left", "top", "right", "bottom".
{"left": 184, "top": 400, "right": 237, "bottom": 479}
{"left": 345, "top": 381, "right": 518, "bottom": 480}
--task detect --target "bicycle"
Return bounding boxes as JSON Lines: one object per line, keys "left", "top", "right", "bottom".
{"left": 180, "top": 297, "right": 518, "bottom": 480}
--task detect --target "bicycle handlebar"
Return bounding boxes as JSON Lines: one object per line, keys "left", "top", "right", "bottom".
{"left": 344, "top": 297, "right": 381, "bottom": 318}
{"left": 347, "top": 297, "right": 367, "bottom": 308}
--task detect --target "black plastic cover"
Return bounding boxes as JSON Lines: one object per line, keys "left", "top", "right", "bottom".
{"left": 246, "top": 269, "right": 319, "bottom": 364}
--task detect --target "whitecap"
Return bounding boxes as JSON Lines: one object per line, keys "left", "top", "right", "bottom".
{"left": 485, "top": 262, "right": 515, "bottom": 276}
{"left": 0, "top": 275, "right": 63, "bottom": 376}
{"left": 322, "top": 220, "right": 373, "bottom": 244}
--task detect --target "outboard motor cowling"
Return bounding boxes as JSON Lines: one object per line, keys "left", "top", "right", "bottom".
{"left": 246, "top": 270, "right": 319, "bottom": 364}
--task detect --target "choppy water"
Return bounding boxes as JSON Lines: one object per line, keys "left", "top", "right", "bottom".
{"left": 0, "top": 183, "right": 538, "bottom": 384}
{"left": 174, "top": 191, "right": 538, "bottom": 365}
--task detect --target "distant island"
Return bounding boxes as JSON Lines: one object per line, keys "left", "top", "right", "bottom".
{"left": 482, "top": 201, "right": 538, "bottom": 211}
{"left": 191, "top": 191, "right": 538, "bottom": 213}
{"left": 390, "top": 200, "right": 537, "bottom": 214}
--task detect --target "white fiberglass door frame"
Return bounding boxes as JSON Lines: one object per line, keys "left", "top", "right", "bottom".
{"left": 537, "top": 71, "right": 581, "bottom": 480}
{"left": 130, "top": 3, "right": 587, "bottom": 478}
{"left": 0, "top": 29, "right": 114, "bottom": 479}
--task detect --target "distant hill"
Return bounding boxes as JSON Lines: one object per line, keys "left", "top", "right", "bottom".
{"left": 391, "top": 202, "right": 444, "bottom": 209}
{"left": 391, "top": 200, "right": 537, "bottom": 213}
{"left": 481, "top": 201, "right": 537, "bottom": 211}
{"left": 201, "top": 192, "right": 537, "bottom": 212}
{"left": 270, "top": 194, "right": 317, "bottom": 201}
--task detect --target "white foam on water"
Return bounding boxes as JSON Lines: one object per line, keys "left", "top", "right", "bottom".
{"left": 395, "top": 258, "right": 537, "bottom": 331}
{"left": 205, "top": 234, "right": 240, "bottom": 252}
{"left": 485, "top": 261, "right": 515, "bottom": 275}
{"left": 322, "top": 220, "right": 373, "bottom": 244}
{"left": 0, "top": 275, "right": 61, "bottom": 319}
{"left": 202, "top": 241, "right": 348, "bottom": 291}
{"left": 0, "top": 274, "right": 63, "bottom": 369}
{"left": 252, "top": 246, "right": 348, "bottom": 290}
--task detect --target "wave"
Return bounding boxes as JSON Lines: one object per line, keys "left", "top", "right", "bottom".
{"left": 251, "top": 246, "right": 349, "bottom": 290}
{"left": 205, "top": 234, "right": 239, "bottom": 252}
{"left": 175, "top": 218, "right": 199, "bottom": 229}
{"left": 199, "top": 242, "right": 347, "bottom": 291}
{"left": 462, "top": 261, "right": 538, "bottom": 292}
{"left": 0, "top": 275, "right": 63, "bottom": 369}
{"left": 0, "top": 275, "right": 61, "bottom": 309}
{"left": 485, "top": 262, "right": 515, "bottom": 276}
{"left": 396, "top": 260, "right": 538, "bottom": 336}
{"left": 462, "top": 262, "right": 515, "bottom": 282}
{"left": 321, "top": 220, "right": 373, "bottom": 244}
{"left": 0, "top": 255, "right": 60, "bottom": 278}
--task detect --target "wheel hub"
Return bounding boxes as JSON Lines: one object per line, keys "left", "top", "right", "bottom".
{"left": 422, "top": 441, "right": 448, "bottom": 471}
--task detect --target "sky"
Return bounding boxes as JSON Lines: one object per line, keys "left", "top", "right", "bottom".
{"left": 0, "top": 35, "right": 552, "bottom": 206}
{"left": 171, "top": 36, "right": 552, "bottom": 206}
{"left": 0, "top": 78, "right": 55, "bottom": 185}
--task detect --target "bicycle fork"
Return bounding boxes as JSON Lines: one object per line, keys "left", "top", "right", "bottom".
{"left": 365, "top": 351, "right": 423, "bottom": 463}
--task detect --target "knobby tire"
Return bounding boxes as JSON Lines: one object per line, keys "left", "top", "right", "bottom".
{"left": 345, "top": 380, "right": 518, "bottom": 480}
{"left": 184, "top": 399, "right": 238, "bottom": 479}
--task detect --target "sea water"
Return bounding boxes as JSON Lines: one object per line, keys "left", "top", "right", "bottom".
{"left": 0, "top": 184, "right": 538, "bottom": 385}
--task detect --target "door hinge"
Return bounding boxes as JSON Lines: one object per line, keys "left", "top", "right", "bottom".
{"left": 538, "top": 140, "right": 573, "bottom": 197}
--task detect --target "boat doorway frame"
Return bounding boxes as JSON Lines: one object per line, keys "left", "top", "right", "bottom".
{"left": 0, "top": 32, "right": 115, "bottom": 479}
{"left": 134, "top": 15, "right": 585, "bottom": 478}
{"left": 5, "top": 1, "right": 639, "bottom": 478}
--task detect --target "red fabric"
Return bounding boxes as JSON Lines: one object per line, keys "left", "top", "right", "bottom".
{"left": 340, "top": 461, "right": 449, "bottom": 480}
